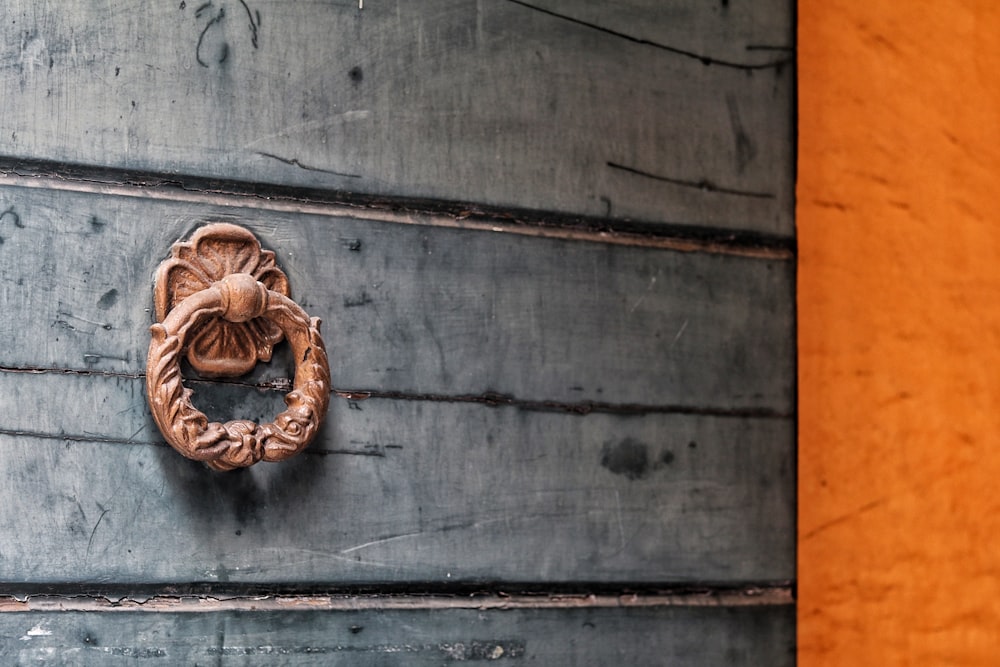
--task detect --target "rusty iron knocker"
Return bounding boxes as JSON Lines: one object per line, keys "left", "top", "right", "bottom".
{"left": 146, "top": 223, "right": 330, "bottom": 470}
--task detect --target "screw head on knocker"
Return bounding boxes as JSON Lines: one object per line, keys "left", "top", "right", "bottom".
{"left": 146, "top": 223, "right": 331, "bottom": 471}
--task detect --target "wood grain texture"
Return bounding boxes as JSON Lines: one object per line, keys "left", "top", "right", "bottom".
{"left": 799, "top": 0, "right": 1000, "bottom": 664}
{"left": 0, "top": 184, "right": 795, "bottom": 412}
{"left": 0, "top": 606, "right": 794, "bottom": 666}
{"left": 0, "top": 370, "right": 793, "bottom": 584}
{"left": 0, "top": 0, "right": 794, "bottom": 234}
{"left": 0, "top": 4, "right": 795, "bottom": 657}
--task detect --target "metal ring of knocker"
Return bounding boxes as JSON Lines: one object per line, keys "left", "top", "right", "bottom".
{"left": 146, "top": 223, "right": 331, "bottom": 471}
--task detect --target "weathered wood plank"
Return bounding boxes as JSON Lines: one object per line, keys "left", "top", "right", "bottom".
{"left": 0, "top": 0, "right": 794, "bottom": 234}
{"left": 0, "top": 184, "right": 794, "bottom": 411}
{"left": 0, "top": 605, "right": 794, "bottom": 666}
{"left": 0, "top": 370, "right": 794, "bottom": 584}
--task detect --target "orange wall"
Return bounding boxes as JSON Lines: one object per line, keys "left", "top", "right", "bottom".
{"left": 799, "top": 1, "right": 1000, "bottom": 663}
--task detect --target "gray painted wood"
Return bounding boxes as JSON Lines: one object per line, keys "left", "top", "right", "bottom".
{"left": 0, "top": 184, "right": 794, "bottom": 411}
{"left": 1, "top": 1, "right": 794, "bottom": 234}
{"left": 0, "top": 370, "right": 793, "bottom": 584}
{"left": 0, "top": 0, "right": 794, "bottom": 658}
{"left": 0, "top": 606, "right": 795, "bottom": 666}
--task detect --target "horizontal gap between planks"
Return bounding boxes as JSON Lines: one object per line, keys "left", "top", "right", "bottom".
{"left": 0, "top": 584, "right": 793, "bottom": 613}
{"left": 0, "top": 158, "right": 794, "bottom": 259}
{"left": 0, "top": 365, "right": 794, "bottom": 420}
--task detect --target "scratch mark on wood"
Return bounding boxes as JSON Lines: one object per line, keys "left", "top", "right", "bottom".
{"left": 628, "top": 274, "right": 657, "bottom": 314}
{"left": 237, "top": 0, "right": 259, "bottom": 48}
{"left": 124, "top": 424, "right": 147, "bottom": 444}
{"left": 607, "top": 162, "right": 775, "bottom": 199}
{"left": 253, "top": 546, "right": 403, "bottom": 570}
{"left": 241, "top": 111, "right": 373, "bottom": 150}
{"left": 503, "top": 0, "right": 791, "bottom": 71}
{"left": 195, "top": 5, "right": 227, "bottom": 67}
{"left": 53, "top": 305, "right": 114, "bottom": 333}
{"left": 670, "top": 320, "right": 689, "bottom": 349}
{"left": 339, "top": 516, "right": 553, "bottom": 556}
{"left": 86, "top": 506, "right": 110, "bottom": 558}
{"left": 256, "top": 152, "right": 362, "bottom": 179}
{"left": 726, "top": 94, "right": 757, "bottom": 174}
{"left": 339, "top": 531, "right": 426, "bottom": 555}
{"left": 83, "top": 352, "right": 131, "bottom": 365}
{"left": 0, "top": 206, "right": 23, "bottom": 229}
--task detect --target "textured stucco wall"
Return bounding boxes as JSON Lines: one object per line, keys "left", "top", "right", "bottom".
{"left": 799, "top": 1, "right": 1000, "bottom": 663}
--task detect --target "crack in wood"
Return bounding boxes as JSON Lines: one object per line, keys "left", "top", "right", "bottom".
{"left": 0, "top": 157, "right": 794, "bottom": 259}
{"left": 0, "top": 427, "right": 168, "bottom": 448}
{"left": 0, "top": 366, "right": 792, "bottom": 420}
{"left": 256, "top": 151, "right": 361, "bottom": 179}
{"left": 334, "top": 388, "right": 792, "bottom": 419}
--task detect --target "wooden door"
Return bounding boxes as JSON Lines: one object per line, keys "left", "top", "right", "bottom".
{"left": 0, "top": 1, "right": 795, "bottom": 663}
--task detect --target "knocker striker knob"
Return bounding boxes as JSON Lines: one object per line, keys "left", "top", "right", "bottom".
{"left": 217, "top": 273, "right": 269, "bottom": 323}
{"left": 145, "top": 224, "right": 331, "bottom": 471}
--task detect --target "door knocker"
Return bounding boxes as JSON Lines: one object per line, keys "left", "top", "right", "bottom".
{"left": 146, "top": 223, "right": 331, "bottom": 470}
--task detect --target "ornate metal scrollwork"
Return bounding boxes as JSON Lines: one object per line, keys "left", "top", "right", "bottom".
{"left": 146, "top": 224, "right": 330, "bottom": 470}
